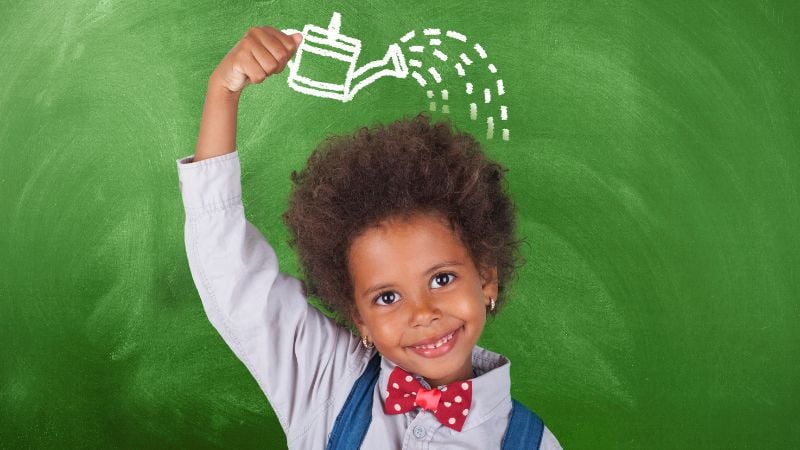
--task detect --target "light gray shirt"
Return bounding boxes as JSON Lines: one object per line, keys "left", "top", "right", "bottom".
{"left": 176, "top": 152, "right": 562, "bottom": 449}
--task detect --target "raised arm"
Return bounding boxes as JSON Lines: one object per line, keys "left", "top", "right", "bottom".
{"left": 194, "top": 27, "right": 302, "bottom": 162}
{"left": 178, "top": 27, "right": 373, "bottom": 444}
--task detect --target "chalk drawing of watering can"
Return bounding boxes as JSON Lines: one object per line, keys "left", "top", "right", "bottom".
{"left": 282, "top": 12, "right": 409, "bottom": 102}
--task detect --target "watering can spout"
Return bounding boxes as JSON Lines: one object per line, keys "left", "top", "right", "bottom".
{"left": 347, "top": 43, "right": 408, "bottom": 101}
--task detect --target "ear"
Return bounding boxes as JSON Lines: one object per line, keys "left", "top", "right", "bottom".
{"left": 480, "top": 266, "right": 499, "bottom": 306}
{"left": 351, "top": 306, "right": 369, "bottom": 337}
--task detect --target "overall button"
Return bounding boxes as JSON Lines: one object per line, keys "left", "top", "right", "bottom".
{"left": 413, "top": 425, "right": 426, "bottom": 439}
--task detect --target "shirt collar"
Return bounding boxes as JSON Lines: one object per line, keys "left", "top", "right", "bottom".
{"left": 377, "top": 346, "right": 511, "bottom": 432}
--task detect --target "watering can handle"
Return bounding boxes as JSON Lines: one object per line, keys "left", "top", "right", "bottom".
{"left": 281, "top": 28, "right": 303, "bottom": 70}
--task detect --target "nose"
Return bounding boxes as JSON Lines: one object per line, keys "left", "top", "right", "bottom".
{"left": 407, "top": 293, "right": 441, "bottom": 327}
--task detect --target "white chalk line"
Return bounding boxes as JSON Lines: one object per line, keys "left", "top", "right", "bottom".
{"left": 465, "top": 82, "right": 473, "bottom": 94}
{"left": 293, "top": 75, "right": 342, "bottom": 92}
{"left": 412, "top": 71, "right": 427, "bottom": 86}
{"left": 429, "top": 38, "right": 441, "bottom": 46}
{"left": 488, "top": 63, "right": 497, "bottom": 73}
{"left": 497, "top": 79, "right": 505, "bottom": 95}
{"left": 446, "top": 30, "right": 467, "bottom": 42}
{"left": 486, "top": 116, "right": 494, "bottom": 139}
{"left": 470, "top": 103, "right": 477, "bottom": 120}
{"left": 427, "top": 90, "right": 434, "bottom": 98}
{"left": 423, "top": 28, "right": 441, "bottom": 35}
{"left": 454, "top": 63, "right": 465, "bottom": 77}
{"left": 430, "top": 101, "right": 437, "bottom": 111}
{"left": 428, "top": 67, "right": 442, "bottom": 83}
{"left": 442, "top": 105, "right": 450, "bottom": 113}
{"left": 409, "top": 45, "right": 425, "bottom": 53}
{"left": 301, "top": 43, "right": 356, "bottom": 63}
{"left": 474, "top": 43, "right": 487, "bottom": 59}
{"left": 441, "top": 89, "right": 449, "bottom": 100}
{"left": 433, "top": 49, "right": 448, "bottom": 61}
{"left": 501, "top": 129, "right": 509, "bottom": 141}
{"left": 346, "top": 42, "right": 409, "bottom": 100}
{"left": 301, "top": 31, "right": 358, "bottom": 55}
{"left": 484, "top": 88, "right": 491, "bottom": 104}
{"left": 500, "top": 105, "right": 508, "bottom": 120}
{"left": 459, "top": 53, "right": 473, "bottom": 65}
{"left": 409, "top": 59, "right": 422, "bottom": 68}
{"left": 400, "top": 30, "right": 415, "bottom": 43}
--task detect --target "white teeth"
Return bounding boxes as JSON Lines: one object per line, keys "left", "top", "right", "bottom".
{"left": 414, "top": 331, "right": 455, "bottom": 350}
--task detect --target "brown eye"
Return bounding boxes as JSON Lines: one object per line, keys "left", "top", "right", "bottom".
{"left": 375, "top": 291, "right": 400, "bottom": 306}
{"left": 430, "top": 273, "right": 455, "bottom": 288}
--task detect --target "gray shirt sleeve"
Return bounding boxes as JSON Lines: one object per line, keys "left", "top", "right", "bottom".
{"left": 176, "top": 152, "right": 371, "bottom": 443}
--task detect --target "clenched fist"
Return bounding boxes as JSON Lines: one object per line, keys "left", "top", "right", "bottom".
{"left": 210, "top": 27, "right": 302, "bottom": 94}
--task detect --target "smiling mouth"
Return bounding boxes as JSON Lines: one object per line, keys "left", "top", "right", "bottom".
{"left": 412, "top": 330, "right": 456, "bottom": 350}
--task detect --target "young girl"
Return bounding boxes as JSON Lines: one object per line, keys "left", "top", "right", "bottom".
{"left": 177, "top": 26, "right": 561, "bottom": 449}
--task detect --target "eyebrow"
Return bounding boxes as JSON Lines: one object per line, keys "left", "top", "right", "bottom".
{"left": 360, "top": 260, "right": 464, "bottom": 298}
{"left": 362, "top": 283, "right": 393, "bottom": 298}
{"left": 424, "top": 261, "right": 463, "bottom": 276}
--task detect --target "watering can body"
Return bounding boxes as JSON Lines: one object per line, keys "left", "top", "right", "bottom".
{"left": 284, "top": 12, "right": 408, "bottom": 102}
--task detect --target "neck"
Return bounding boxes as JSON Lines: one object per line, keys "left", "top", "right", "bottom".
{"left": 424, "top": 359, "right": 474, "bottom": 387}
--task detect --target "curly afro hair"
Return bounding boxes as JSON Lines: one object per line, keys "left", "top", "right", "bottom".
{"left": 283, "top": 114, "right": 521, "bottom": 328}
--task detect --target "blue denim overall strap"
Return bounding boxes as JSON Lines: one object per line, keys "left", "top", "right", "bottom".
{"left": 501, "top": 399, "right": 544, "bottom": 449}
{"left": 326, "top": 353, "right": 545, "bottom": 449}
{"left": 325, "top": 353, "right": 381, "bottom": 450}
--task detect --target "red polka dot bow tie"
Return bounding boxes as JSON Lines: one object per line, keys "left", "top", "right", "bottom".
{"left": 384, "top": 366, "right": 473, "bottom": 432}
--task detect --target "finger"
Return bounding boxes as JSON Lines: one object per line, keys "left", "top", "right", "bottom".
{"left": 290, "top": 33, "right": 303, "bottom": 47}
{"left": 250, "top": 43, "right": 279, "bottom": 75}
{"left": 255, "top": 27, "right": 297, "bottom": 72}
{"left": 246, "top": 28, "right": 288, "bottom": 73}
{"left": 263, "top": 26, "right": 301, "bottom": 55}
{"left": 238, "top": 51, "right": 267, "bottom": 84}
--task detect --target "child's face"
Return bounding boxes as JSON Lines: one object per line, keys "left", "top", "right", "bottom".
{"left": 349, "top": 212, "right": 498, "bottom": 387}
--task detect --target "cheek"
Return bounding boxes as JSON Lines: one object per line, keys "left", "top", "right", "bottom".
{"left": 365, "top": 313, "right": 401, "bottom": 342}
{"left": 447, "top": 289, "right": 487, "bottom": 321}
{"left": 463, "top": 281, "right": 489, "bottom": 308}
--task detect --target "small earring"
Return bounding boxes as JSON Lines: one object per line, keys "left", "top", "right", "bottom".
{"left": 361, "top": 335, "right": 375, "bottom": 349}
{"left": 489, "top": 297, "right": 496, "bottom": 312}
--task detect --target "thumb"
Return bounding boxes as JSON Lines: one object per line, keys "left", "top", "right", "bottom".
{"left": 291, "top": 33, "right": 303, "bottom": 47}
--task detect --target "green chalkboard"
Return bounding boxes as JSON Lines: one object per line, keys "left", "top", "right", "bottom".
{"left": 1, "top": 1, "right": 799, "bottom": 448}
